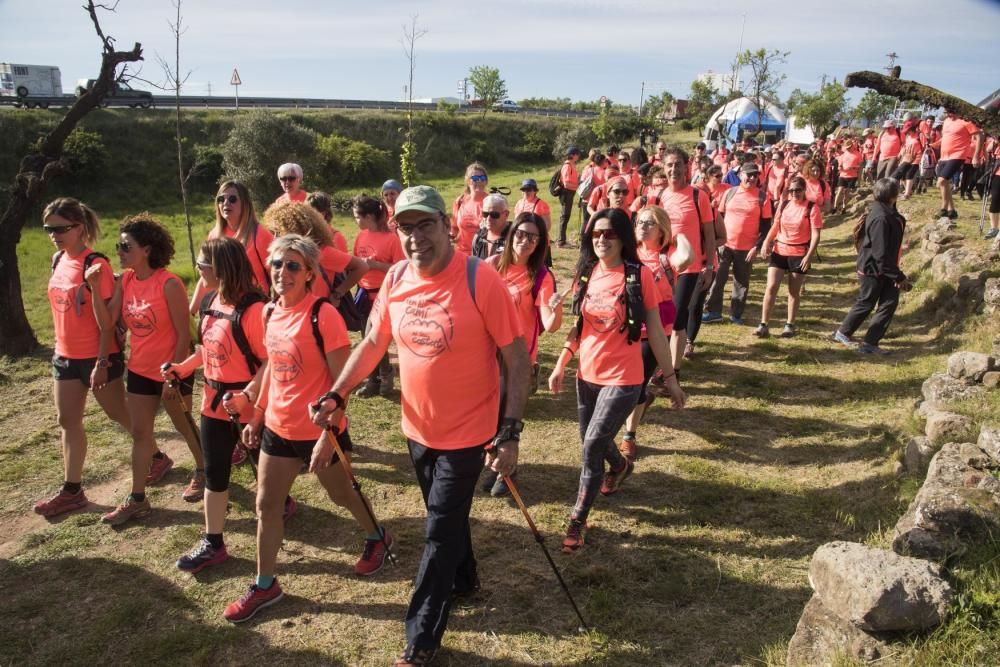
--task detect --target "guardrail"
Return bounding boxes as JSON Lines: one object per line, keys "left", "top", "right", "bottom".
{"left": 0, "top": 94, "right": 597, "bottom": 118}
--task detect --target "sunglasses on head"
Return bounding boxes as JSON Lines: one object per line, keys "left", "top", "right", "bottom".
{"left": 279, "top": 175, "right": 298, "bottom": 182}
{"left": 589, "top": 228, "right": 619, "bottom": 241}
{"left": 44, "top": 223, "right": 79, "bottom": 235}
{"left": 196, "top": 260, "right": 212, "bottom": 270}
{"left": 469, "top": 174, "right": 488, "bottom": 183}
{"left": 116, "top": 241, "right": 132, "bottom": 252}
{"left": 216, "top": 194, "right": 239, "bottom": 205}
{"left": 513, "top": 229, "right": 539, "bottom": 244}
{"left": 270, "top": 259, "right": 303, "bottom": 272}
{"left": 481, "top": 210, "right": 503, "bottom": 220}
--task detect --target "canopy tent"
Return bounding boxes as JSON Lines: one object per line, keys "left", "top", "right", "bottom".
{"left": 726, "top": 108, "right": 785, "bottom": 141}
{"left": 702, "top": 97, "right": 787, "bottom": 150}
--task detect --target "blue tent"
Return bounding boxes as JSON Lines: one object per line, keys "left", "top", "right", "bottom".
{"left": 727, "top": 108, "right": 786, "bottom": 141}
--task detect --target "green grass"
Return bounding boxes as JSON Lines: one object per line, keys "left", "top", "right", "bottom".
{"left": 2, "top": 150, "right": 998, "bottom": 664}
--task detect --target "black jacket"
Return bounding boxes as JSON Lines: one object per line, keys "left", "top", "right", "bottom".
{"left": 857, "top": 201, "right": 906, "bottom": 282}
{"left": 471, "top": 223, "right": 510, "bottom": 259}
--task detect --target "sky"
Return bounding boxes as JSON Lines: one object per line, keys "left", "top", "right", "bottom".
{"left": 3, "top": 0, "right": 999, "bottom": 108}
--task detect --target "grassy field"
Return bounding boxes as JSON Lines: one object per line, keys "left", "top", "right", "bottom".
{"left": 2, "top": 155, "right": 999, "bottom": 666}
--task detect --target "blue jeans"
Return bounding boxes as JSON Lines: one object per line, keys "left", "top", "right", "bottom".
{"left": 404, "top": 439, "right": 486, "bottom": 651}
{"left": 572, "top": 378, "right": 641, "bottom": 522}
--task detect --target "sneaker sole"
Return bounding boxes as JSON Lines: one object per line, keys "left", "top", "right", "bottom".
{"left": 35, "top": 497, "right": 89, "bottom": 518}
{"left": 225, "top": 590, "right": 284, "bottom": 623}
{"left": 182, "top": 490, "right": 204, "bottom": 503}
{"left": 177, "top": 552, "right": 229, "bottom": 574}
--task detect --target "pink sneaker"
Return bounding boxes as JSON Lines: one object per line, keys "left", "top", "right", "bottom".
{"left": 354, "top": 530, "right": 394, "bottom": 576}
{"left": 146, "top": 452, "right": 174, "bottom": 485}
{"left": 224, "top": 580, "right": 284, "bottom": 623}
{"left": 33, "top": 488, "right": 89, "bottom": 518}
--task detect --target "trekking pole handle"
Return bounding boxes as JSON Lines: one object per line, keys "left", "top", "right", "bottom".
{"left": 160, "top": 362, "right": 178, "bottom": 389}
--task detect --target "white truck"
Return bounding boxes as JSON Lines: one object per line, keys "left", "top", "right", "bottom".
{"left": 1, "top": 63, "right": 63, "bottom": 103}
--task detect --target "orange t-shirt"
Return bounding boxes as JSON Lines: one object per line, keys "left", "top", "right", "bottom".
{"left": 274, "top": 191, "right": 309, "bottom": 205}
{"left": 576, "top": 263, "right": 659, "bottom": 386}
{"left": 560, "top": 160, "right": 580, "bottom": 191}
{"left": 486, "top": 258, "right": 554, "bottom": 363}
{"left": 862, "top": 137, "right": 877, "bottom": 161}
{"left": 720, "top": 187, "right": 773, "bottom": 252}
{"left": 514, "top": 197, "right": 551, "bottom": 221}
{"left": 940, "top": 118, "right": 979, "bottom": 161}
{"left": 198, "top": 295, "right": 267, "bottom": 422}
{"left": 637, "top": 246, "right": 673, "bottom": 305}
{"left": 837, "top": 150, "right": 863, "bottom": 178}
{"left": 121, "top": 268, "right": 187, "bottom": 379}
{"left": 263, "top": 294, "right": 349, "bottom": 441}
{"left": 371, "top": 254, "right": 519, "bottom": 449}
{"left": 48, "top": 248, "right": 119, "bottom": 359}
{"left": 314, "top": 245, "right": 353, "bottom": 299}
{"left": 354, "top": 229, "right": 405, "bottom": 290}
{"left": 804, "top": 179, "right": 831, "bottom": 207}
{"left": 452, "top": 195, "right": 484, "bottom": 255}
{"left": 877, "top": 131, "right": 901, "bottom": 160}
{"left": 766, "top": 164, "right": 788, "bottom": 200}
{"left": 774, "top": 200, "right": 823, "bottom": 257}
{"left": 662, "top": 186, "right": 713, "bottom": 274}
{"left": 331, "top": 229, "right": 349, "bottom": 253}
{"left": 219, "top": 224, "right": 274, "bottom": 290}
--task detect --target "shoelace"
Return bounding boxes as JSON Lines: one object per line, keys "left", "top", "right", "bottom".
{"left": 566, "top": 521, "right": 583, "bottom": 540}
{"left": 360, "top": 539, "right": 379, "bottom": 561}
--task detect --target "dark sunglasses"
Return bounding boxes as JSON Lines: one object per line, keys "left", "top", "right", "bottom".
{"left": 469, "top": 174, "right": 488, "bottom": 183}
{"left": 743, "top": 173, "right": 760, "bottom": 179}
{"left": 44, "top": 223, "right": 79, "bottom": 235}
{"left": 216, "top": 194, "right": 239, "bottom": 205}
{"left": 610, "top": 188, "right": 629, "bottom": 195}
{"left": 270, "top": 259, "right": 303, "bottom": 272}
{"left": 513, "top": 229, "right": 539, "bottom": 243}
{"left": 589, "top": 228, "right": 619, "bottom": 241}
{"left": 481, "top": 211, "right": 503, "bottom": 220}
{"left": 279, "top": 176, "right": 298, "bottom": 182}
{"left": 787, "top": 188, "right": 805, "bottom": 194}
{"left": 116, "top": 241, "right": 133, "bottom": 252}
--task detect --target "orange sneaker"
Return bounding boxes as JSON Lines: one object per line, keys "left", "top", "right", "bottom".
{"left": 561, "top": 518, "right": 586, "bottom": 554}
{"left": 33, "top": 488, "right": 89, "bottom": 518}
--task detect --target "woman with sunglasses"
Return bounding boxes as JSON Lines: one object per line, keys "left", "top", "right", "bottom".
{"left": 274, "top": 163, "right": 308, "bottom": 205}
{"left": 190, "top": 181, "right": 274, "bottom": 316}
{"left": 35, "top": 198, "right": 131, "bottom": 518}
{"left": 451, "top": 162, "right": 489, "bottom": 255}
{"left": 351, "top": 195, "right": 404, "bottom": 398}
{"left": 227, "top": 234, "right": 392, "bottom": 623}
{"left": 754, "top": 176, "right": 823, "bottom": 339}
{"left": 161, "top": 237, "right": 268, "bottom": 571}
{"left": 91, "top": 214, "right": 204, "bottom": 525}
{"left": 549, "top": 209, "right": 685, "bottom": 553}
{"left": 586, "top": 175, "right": 632, "bottom": 220}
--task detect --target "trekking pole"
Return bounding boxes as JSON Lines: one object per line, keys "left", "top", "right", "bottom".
{"left": 979, "top": 167, "right": 992, "bottom": 235}
{"left": 486, "top": 445, "right": 589, "bottom": 632}
{"left": 160, "top": 362, "right": 201, "bottom": 447}
{"left": 311, "top": 400, "right": 397, "bottom": 566}
{"left": 222, "top": 392, "right": 257, "bottom": 480}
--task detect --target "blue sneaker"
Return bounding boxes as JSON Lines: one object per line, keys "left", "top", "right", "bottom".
{"left": 832, "top": 330, "right": 856, "bottom": 347}
{"left": 701, "top": 311, "right": 724, "bottom": 323}
{"left": 729, "top": 316, "right": 745, "bottom": 325}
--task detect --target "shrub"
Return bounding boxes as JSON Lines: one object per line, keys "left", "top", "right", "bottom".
{"left": 61, "top": 128, "right": 108, "bottom": 182}
{"left": 552, "top": 122, "right": 598, "bottom": 161}
{"left": 189, "top": 143, "right": 224, "bottom": 191}
{"left": 314, "top": 134, "right": 392, "bottom": 189}
{"left": 221, "top": 110, "right": 317, "bottom": 209}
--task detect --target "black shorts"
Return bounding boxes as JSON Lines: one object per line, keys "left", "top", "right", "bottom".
{"left": 936, "top": 159, "right": 964, "bottom": 181}
{"left": 769, "top": 251, "right": 810, "bottom": 274}
{"left": 126, "top": 370, "right": 194, "bottom": 396}
{"left": 52, "top": 352, "right": 125, "bottom": 386}
{"left": 261, "top": 425, "right": 352, "bottom": 465}
{"left": 837, "top": 177, "right": 858, "bottom": 189}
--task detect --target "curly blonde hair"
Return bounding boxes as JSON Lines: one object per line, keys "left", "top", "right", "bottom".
{"left": 262, "top": 202, "right": 333, "bottom": 248}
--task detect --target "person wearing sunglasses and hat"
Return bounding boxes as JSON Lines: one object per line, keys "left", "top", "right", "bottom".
{"left": 311, "top": 185, "right": 528, "bottom": 666}
{"left": 35, "top": 198, "right": 132, "bottom": 518}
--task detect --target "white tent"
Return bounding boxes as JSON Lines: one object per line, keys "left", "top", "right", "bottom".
{"left": 701, "top": 97, "right": 787, "bottom": 152}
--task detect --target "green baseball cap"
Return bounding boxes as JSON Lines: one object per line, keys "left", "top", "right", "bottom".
{"left": 394, "top": 185, "right": 446, "bottom": 215}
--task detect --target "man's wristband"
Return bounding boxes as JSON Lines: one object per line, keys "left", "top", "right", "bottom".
{"left": 318, "top": 390, "right": 347, "bottom": 412}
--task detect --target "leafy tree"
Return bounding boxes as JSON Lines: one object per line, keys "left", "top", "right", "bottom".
{"left": 786, "top": 81, "right": 849, "bottom": 138}
{"left": 854, "top": 89, "right": 897, "bottom": 125}
{"left": 641, "top": 91, "right": 675, "bottom": 119}
{"left": 735, "top": 48, "right": 789, "bottom": 135}
{"left": 687, "top": 77, "right": 724, "bottom": 131}
{"left": 467, "top": 65, "right": 508, "bottom": 114}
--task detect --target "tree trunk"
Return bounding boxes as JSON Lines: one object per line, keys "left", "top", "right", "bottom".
{"left": 844, "top": 70, "right": 1000, "bottom": 136}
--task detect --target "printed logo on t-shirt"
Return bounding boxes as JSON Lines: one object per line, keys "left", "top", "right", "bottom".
{"left": 583, "top": 288, "right": 624, "bottom": 332}
{"left": 504, "top": 281, "right": 524, "bottom": 308}
{"left": 355, "top": 244, "right": 376, "bottom": 260}
{"left": 202, "top": 321, "right": 233, "bottom": 369}
{"left": 49, "top": 285, "right": 74, "bottom": 313}
{"left": 399, "top": 296, "right": 453, "bottom": 358}
{"left": 123, "top": 299, "right": 156, "bottom": 338}
{"left": 266, "top": 333, "right": 304, "bottom": 382}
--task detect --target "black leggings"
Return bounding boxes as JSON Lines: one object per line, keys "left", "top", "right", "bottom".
{"left": 990, "top": 172, "right": 1000, "bottom": 214}
{"left": 200, "top": 414, "right": 240, "bottom": 492}
{"left": 636, "top": 339, "right": 658, "bottom": 405}
{"left": 672, "top": 273, "right": 700, "bottom": 334}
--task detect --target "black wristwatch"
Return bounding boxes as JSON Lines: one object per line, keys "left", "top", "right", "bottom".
{"left": 493, "top": 418, "right": 524, "bottom": 448}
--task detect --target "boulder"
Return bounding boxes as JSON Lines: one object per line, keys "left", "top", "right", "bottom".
{"left": 930, "top": 248, "right": 972, "bottom": 284}
{"left": 905, "top": 436, "right": 937, "bottom": 474}
{"left": 978, "top": 426, "right": 1000, "bottom": 464}
{"left": 786, "top": 595, "right": 896, "bottom": 666}
{"left": 947, "top": 352, "right": 995, "bottom": 382}
{"left": 921, "top": 373, "right": 984, "bottom": 403}
{"left": 925, "top": 411, "right": 974, "bottom": 445}
{"left": 893, "top": 443, "right": 1000, "bottom": 560}
{"left": 954, "top": 272, "right": 988, "bottom": 311}
{"left": 808, "top": 541, "right": 953, "bottom": 632}
{"left": 984, "top": 278, "right": 1000, "bottom": 314}
{"left": 915, "top": 401, "right": 942, "bottom": 418}
{"left": 921, "top": 218, "right": 957, "bottom": 240}
{"left": 983, "top": 372, "right": 1000, "bottom": 389}
{"left": 959, "top": 442, "right": 993, "bottom": 469}
{"left": 926, "top": 229, "right": 964, "bottom": 246}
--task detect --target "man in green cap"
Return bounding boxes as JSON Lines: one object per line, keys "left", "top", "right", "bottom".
{"left": 312, "top": 185, "right": 529, "bottom": 666}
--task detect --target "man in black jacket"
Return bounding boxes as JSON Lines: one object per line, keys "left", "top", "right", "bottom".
{"left": 833, "top": 178, "right": 912, "bottom": 354}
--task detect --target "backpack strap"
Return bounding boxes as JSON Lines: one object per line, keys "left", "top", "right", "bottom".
{"left": 197, "top": 290, "right": 218, "bottom": 344}
{"left": 51, "top": 250, "right": 66, "bottom": 273}
{"left": 621, "top": 261, "right": 646, "bottom": 344}
{"left": 310, "top": 297, "right": 331, "bottom": 356}
{"left": 690, "top": 187, "right": 703, "bottom": 222}
{"left": 70, "top": 251, "right": 108, "bottom": 316}
{"left": 465, "top": 254, "right": 480, "bottom": 308}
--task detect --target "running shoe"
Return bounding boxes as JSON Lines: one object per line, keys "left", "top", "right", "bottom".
{"left": 937, "top": 208, "right": 949, "bottom": 218}
{"left": 858, "top": 342, "right": 890, "bottom": 355}
{"left": 701, "top": 311, "right": 724, "bottom": 323}
{"left": 231, "top": 443, "right": 248, "bottom": 467}
{"left": 780, "top": 323, "right": 796, "bottom": 338}
{"left": 831, "top": 330, "right": 857, "bottom": 347}
{"left": 101, "top": 495, "right": 151, "bottom": 526}
{"left": 33, "top": 488, "right": 88, "bottom": 518}
{"left": 752, "top": 323, "right": 770, "bottom": 338}
{"left": 480, "top": 469, "right": 499, "bottom": 493}
{"left": 283, "top": 496, "right": 297, "bottom": 523}
{"left": 354, "top": 378, "right": 381, "bottom": 398}
{"left": 394, "top": 645, "right": 437, "bottom": 666}
{"left": 182, "top": 472, "right": 205, "bottom": 503}
{"left": 730, "top": 316, "right": 745, "bottom": 325}
{"left": 561, "top": 518, "right": 587, "bottom": 554}
{"left": 176, "top": 538, "right": 229, "bottom": 573}
{"left": 490, "top": 472, "right": 514, "bottom": 497}
{"left": 947, "top": 209, "right": 958, "bottom": 219}
{"left": 600, "top": 458, "right": 635, "bottom": 496}
{"left": 985, "top": 229, "right": 999, "bottom": 240}
{"left": 145, "top": 452, "right": 174, "bottom": 485}
{"left": 619, "top": 437, "right": 637, "bottom": 461}
{"left": 223, "top": 581, "right": 284, "bottom": 623}
{"left": 354, "top": 530, "right": 394, "bottom": 576}
{"left": 451, "top": 571, "right": 481, "bottom": 600}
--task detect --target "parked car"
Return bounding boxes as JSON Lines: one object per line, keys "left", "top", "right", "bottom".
{"left": 75, "top": 78, "right": 154, "bottom": 108}
{"left": 492, "top": 99, "right": 520, "bottom": 113}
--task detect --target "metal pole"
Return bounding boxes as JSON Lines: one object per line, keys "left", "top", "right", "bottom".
{"left": 638, "top": 81, "right": 645, "bottom": 117}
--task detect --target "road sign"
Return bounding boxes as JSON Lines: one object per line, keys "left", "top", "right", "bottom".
{"left": 230, "top": 69, "right": 242, "bottom": 86}
{"left": 600, "top": 95, "right": 608, "bottom": 108}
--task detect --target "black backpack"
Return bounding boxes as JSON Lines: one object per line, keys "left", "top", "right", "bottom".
{"left": 51, "top": 250, "right": 109, "bottom": 316}
{"left": 471, "top": 224, "right": 509, "bottom": 260}
{"left": 198, "top": 290, "right": 268, "bottom": 374}
{"left": 548, "top": 168, "right": 564, "bottom": 197}
{"left": 317, "top": 265, "right": 365, "bottom": 332}
{"left": 571, "top": 260, "right": 645, "bottom": 344}
{"left": 264, "top": 297, "right": 333, "bottom": 358}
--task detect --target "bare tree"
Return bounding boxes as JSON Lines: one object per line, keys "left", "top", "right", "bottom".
{"left": 155, "top": 0, "right": 196, "bottom": 271}
{"left": 0, "top": 0, "right": 143, "bottom": 356}
{"left": 399, "top": 14, "right": 427, "bottom": 187}
{"left": 735, "top": 48, "right": 789, "bottom": 136}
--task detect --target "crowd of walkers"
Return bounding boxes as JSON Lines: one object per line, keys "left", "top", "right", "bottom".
{"left": 38, "top": 110, "right": 994, "bottom": 664}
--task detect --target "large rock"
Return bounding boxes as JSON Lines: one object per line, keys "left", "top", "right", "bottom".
{"left": 984, "top": 278, "right": 1000, "bottom": 314}
{"left": 786, "top": 595, "right": 896, "bottom": 666}
{"left": 954, "top": 272, "right": 988, "bottom": 311}
{"left": 947, "top": 352, "right": 995, "bottom": 382}
{"left": 809, "top": 541, "right": 953, "bottom": 632}
{"left": 921, "top": 218, "right": 958, "bottom": 240}
{"left": 893, "top": 443, "right": 1000, "bottom": 560}
{"left": 978, "top": 426, "right": 1000, "bottom": 464}
{"left": 930, "top": 248, "right": 972, "bottom": 283}
{"left": 925, "top": 411, "right": 974, "bottom": 445}
{"left": 921, "top": 373, "right": 984, "bottom": 403}
{"left": 915, "top": 401, "right": 943, "bottom": 418}
{"left": 905, "top": 436, "right": 937, "bottom": 474}
{"left": 983, "top": 372, "right": 1000, "bottom": 389}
